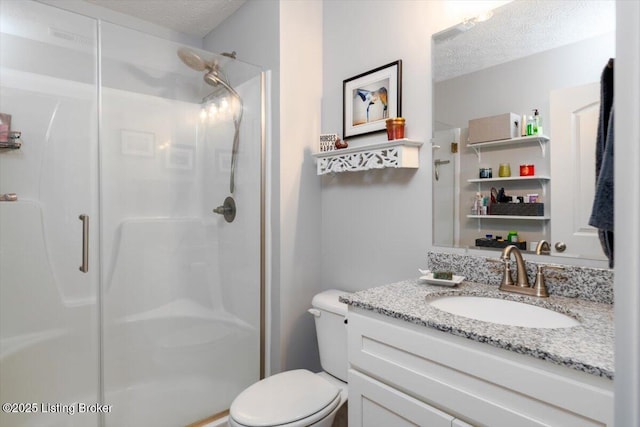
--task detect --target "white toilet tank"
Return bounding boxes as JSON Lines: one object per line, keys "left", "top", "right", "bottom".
{"left": 309, "top": 289, "right": 348, "bottom": 382}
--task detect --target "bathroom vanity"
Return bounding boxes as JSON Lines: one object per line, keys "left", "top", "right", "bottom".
{"left": 341, "top": 280, "right": 614, "bottom": 427}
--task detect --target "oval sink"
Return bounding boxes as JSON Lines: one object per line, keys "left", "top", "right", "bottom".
{"left": 427, "top": 296, "right": 580, "bottom": 328}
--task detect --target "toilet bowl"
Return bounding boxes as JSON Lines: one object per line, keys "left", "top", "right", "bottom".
{"left": 228, "top": 370, "right": 347, "bottom": 427}
{"left": 228, "top": 290, "right": 348, "bottom": 427}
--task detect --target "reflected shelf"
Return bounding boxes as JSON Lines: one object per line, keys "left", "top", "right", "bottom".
{"left": 0, "top": 142, "right": 22, "bottom": 150}
{"left": 467, "top": 135, "right": 549, "bottom": 160}
{"left": 467, "top": 214, "right": 550, "bottom": 220}
{"left": 468, "top": 175, "right": 550, "bottom": 183}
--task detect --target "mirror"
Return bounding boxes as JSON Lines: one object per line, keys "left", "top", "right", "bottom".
{"left": 432, "top": 0, "right": 615, "bottom": 261}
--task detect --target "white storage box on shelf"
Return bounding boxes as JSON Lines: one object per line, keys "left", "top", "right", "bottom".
{"left": 468, "top": 113, "right": 521, "bottom": 144}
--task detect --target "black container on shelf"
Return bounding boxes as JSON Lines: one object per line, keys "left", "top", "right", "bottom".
{"left": 489, "top": 202, "right": 544, "bottom": 216}
{"left": 475, "top": 238, "right": 527, "bottom": 250}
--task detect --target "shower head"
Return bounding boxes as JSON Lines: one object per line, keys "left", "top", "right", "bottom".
{"left": 177, "top": 47, "right": 210, "bottom": 72}
{"left": 203, "top": 69, "right": 241, "bottom": 103}
{"left": 179, "top": 47, "right": 244, "bottom": 195}
{"left": 178, "top": 47, "right": 235, "bottom": 96}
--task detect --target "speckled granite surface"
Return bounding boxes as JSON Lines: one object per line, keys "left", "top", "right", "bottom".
{"left": 340, "top": 279, "right": 614, "bottom": 379}
{"left": 427, "top": 252, "right": 614, "bottom": 304}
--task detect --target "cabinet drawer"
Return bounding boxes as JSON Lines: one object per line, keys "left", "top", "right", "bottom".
{"left": 349, "top": 369, "right": 455, "bottom": 427}
{"left": 348, "top": 309, "right": 613, "bottom": 427}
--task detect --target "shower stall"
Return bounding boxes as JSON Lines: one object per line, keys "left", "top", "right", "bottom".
{"left": 0, "top": 1, "right": 266, "bottom": 426}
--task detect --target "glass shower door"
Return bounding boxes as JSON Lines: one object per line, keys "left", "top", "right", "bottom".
{"left": 99, "top": 23, "right": 263, "bottom": 427}
{"left": 1, "top": 3, "right": 265, "bottom": 426}
{"left": 0, "top": 2, "right": 100, "bottom": 426}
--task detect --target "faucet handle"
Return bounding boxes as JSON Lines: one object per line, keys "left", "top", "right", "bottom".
{"left": 539, "top": 264, "right": 565, "bottom": 272}
{"left": 536, "top": 240, "right": 551, "bottom": 255}
{"left": 533, "top": 264, "right": 565, "bottom": 297}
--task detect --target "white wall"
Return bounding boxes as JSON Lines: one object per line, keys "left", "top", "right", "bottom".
{"left": 614, "top": 2, "right": 640, "bottom": 425}
{"left": 320, "top": 1, "right": 456, "bottom": 291}
{"left": 277, "top": 0, "right": 323, "bottom": 373}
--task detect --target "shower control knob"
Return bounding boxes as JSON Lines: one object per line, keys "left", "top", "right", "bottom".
{"left": 213, "top": 196, "right": 236, "bottom": 223}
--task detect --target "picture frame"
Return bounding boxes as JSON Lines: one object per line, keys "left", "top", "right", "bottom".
{"left": 343, "top": 60, "right": 402, "bottom": 139}
{"left": 121, "top": 129, "right": 155, "bottom": 157}
{"left": 165, "top": 145, "right": 194, "bottom": 170}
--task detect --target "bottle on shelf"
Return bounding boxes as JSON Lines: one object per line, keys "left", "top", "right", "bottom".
{"left": 533, "top": 109, "right": 543, "bottom": 135}
{"left": 526, "top": 115, "right": 534, "bottom": 136}
{"left": 471, "top": 192, "right": 483, "bottom": 215}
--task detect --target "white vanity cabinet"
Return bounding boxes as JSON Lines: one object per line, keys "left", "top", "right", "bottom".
{"left": 347, "top": 308, "right": 613, "bottom": 427}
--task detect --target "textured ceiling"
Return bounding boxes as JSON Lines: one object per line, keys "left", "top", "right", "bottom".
{"left": 433, "top": 0, "right": 616, "bottom": 82}
{"left": 85, "top": 0, "right": 246, "bottom": 38}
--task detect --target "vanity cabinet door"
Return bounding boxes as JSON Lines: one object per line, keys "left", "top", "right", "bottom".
{"left": 349, "top": 369, "right": 454, "bottom": 427}
{"left": 348, "top": 309, "right": 613, "bottom": 427}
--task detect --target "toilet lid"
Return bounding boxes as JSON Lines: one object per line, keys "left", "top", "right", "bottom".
{"left": 230, "top": 369, "right": 340, "bottom": 427}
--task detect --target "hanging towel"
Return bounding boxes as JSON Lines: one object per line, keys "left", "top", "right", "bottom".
{"left": 589, "top": 59, "right": 614, "bottom": 267}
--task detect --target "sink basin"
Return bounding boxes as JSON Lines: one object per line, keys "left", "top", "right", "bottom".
{"left": 427, "top": 296, "right": 580, "bottom": 328}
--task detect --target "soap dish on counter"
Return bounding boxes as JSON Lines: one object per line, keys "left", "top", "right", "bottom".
{"left": 419, "top": 273, "right": 465, "bottom": 287}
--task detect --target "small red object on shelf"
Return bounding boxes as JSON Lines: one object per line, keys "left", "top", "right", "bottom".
{"left": 519, "top": 164, "right": 535, "bottom": 176}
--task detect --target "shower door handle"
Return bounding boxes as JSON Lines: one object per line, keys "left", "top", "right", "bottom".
{"left": 434, "top": 159, "right": 450, "bottom": 181}
{"left": 79, "top": 214, "right": 89, "bottom": 273}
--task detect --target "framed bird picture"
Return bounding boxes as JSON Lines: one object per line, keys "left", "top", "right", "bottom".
{"left": 343, "top": 60, "right": 402, "bottom": 138}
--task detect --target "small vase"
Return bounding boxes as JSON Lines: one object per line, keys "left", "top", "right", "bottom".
{"left": 385, "top": 117, "right": 405, "bottom": 140}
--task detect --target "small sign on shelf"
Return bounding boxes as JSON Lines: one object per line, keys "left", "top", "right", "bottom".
{"left": 319, "top": 133, "right": 338, "bottom": 153}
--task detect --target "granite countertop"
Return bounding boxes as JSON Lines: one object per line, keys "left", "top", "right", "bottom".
{"left": 340, "top": 279, "right": 614, "bottom": 380}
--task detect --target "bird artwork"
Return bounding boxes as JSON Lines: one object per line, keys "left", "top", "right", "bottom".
{"left": 355, "top": 87, "right": 388, "bottom": 123}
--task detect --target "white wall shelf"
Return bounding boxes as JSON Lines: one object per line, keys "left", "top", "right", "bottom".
{"left": 467, "top": 175, "right": 550, "bottom": 183}
{"left": 312, "top": 138, "right": 423, "bottom": 175}
{"left": 467, "top": 135, "right": 549, "bottom": 160}
{"left": 0, "top": 142, "right": 22, "bottom": 150}
{"left": 466, "top": 134, "right": 550, "bottom": 236}
{"left": 467, "top": 214, "right": 550, "bottom": 220}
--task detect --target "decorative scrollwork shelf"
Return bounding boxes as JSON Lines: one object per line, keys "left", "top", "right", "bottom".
{"left": 312, "top": 138, "right": 423, "bottom": 175}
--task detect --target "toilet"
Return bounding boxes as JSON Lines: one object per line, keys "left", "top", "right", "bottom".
{"left": 228, "top": 289, "right": 348, "bottom": 427}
